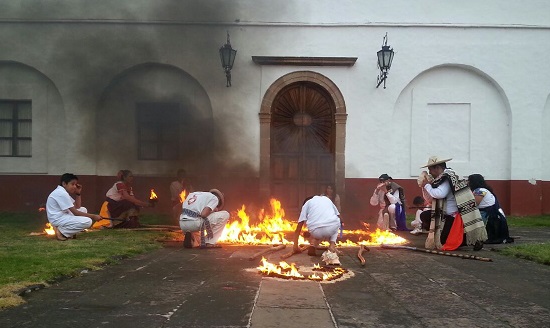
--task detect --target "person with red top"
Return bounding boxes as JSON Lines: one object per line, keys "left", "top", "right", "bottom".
{"left": 105, "top": 170, "right": 152, "bottom": 228}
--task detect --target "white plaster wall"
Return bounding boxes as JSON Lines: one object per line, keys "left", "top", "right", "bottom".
{"left": 0, "top": 0, "right": 549, "bottom": 182}
{"left": 543, "top": 95, "right": 550, "bottom": 181}
{"left": 1, "top": 0, "right": 548, "bottom": 26}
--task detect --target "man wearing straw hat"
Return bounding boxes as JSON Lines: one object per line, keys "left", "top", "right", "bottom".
{"left": 179, "top": 189, "right": 229, "bottom": 248}
{"left": 419, "top": 156, "right": 486, "bottom": 251}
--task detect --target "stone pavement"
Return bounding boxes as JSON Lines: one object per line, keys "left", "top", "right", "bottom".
{"left": 0, "top": 227, "right": 549, "bottom": 328}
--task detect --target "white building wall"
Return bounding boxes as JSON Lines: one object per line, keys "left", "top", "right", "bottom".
{"left": 0, "top": 0, "right": 549, "bottom": 182}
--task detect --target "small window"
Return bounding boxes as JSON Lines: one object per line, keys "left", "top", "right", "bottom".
{"left": 136, "top": 102, "right": 180, "bottom": 160}
{"left": 0, "top": 100, "right": 32, "bottom": 157}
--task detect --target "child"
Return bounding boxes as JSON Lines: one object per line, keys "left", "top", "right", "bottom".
{"left": 46, "top": 173, "right": 102, "bottom": 240}
{"left": 410, "top": 196, "right": 430, "bottom": 235}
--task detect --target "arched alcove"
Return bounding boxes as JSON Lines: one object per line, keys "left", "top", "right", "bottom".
{"left": 96, "top": 63, "right": 213, "bottom": 176}
{"left": 392, "top": 64, "right": 512, "bottom": 179}
{"left": 0, "top": 61, "right": 65, "bottom": 174}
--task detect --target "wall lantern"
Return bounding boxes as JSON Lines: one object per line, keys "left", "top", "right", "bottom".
{"left": 376, "top": 32, "right": 394, "bottom": 89}
{"left": 219, "top": 31, "right": 237, "bottom": 87}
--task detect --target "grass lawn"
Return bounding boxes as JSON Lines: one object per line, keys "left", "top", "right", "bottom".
{"left": 0, "top": 212, "right": 178, "bottom": 309}
{"left": 500, "top": 215, "right": 550, "bottom": 265}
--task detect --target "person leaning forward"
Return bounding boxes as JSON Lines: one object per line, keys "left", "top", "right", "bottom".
{"left": 292, "top": 195, "right": 342, "bottom": 265}
{"left": 419, "top": 156, "right": 487, "bottom": 251}
{"left": 179, "top": 189, "right": 230, "bottom": 248}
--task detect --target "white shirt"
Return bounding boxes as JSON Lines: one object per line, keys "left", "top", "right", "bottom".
{"left": 180, "top": 192, "right": 219, "bottom": 221}
{"left": 473, "top": 187, "right": 496, "bottom": 209}
{"left": 424, "top": 179, "right": 458, "bottom": 215}
{"left": 298, "top": 195, "right": 340, "bottom": 230}
{"left": 46, "top": 185, "right": 75, "bottom": 223}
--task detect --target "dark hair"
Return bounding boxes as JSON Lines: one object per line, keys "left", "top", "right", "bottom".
{"left": 324, "top": 184, "right": 336, "bottom": 200}
{"left": 302, "top": 195, "right": 315, "bottom": 206}
{"left": 413, "top": 196, "right": 424, "bottom": 206}
{"left": 468, "top": 174, "right": 493, "bottom": 193}
{"left": 119, "top": 170, "right": 133, "bottom": 181}
{"left": 60, "top": 173, "right": 78, "bottom": 185}
{"left": 379, "top": 174, "right": 392, "bottom": 181}
{"left": 176, "top": 169, "right": 187, "bottom": 179}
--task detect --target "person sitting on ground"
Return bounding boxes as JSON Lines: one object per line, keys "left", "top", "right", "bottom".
{"left": 410, "top": 196, "right": 431, "bottom": 235}
{"left": 321, "top": 183, "right": 341, "bottom": 213}
{"left": 370, "top": 174, "right": 407, "bottom": 231}
{"left": 180, "top": 189, "right": 230, "bottom": 248}
{"left": 321, "top": 183, "right": 344, "bottom": 237}
{"left": 170, "top": 168, "right": 194, "bottom": 221}
{"left": 419, "top": 156, "right": 487, "bottom": 251}
{"left": 105, "top": 170, "right": 152, "bottom": 228}
{"left": 468, "top": 174, "right": 514, "bottom": 244}
{"left": 46, "top": 173, "right": 102, "bottom": 241}
{"left": 292, "top": 195, "right": 342, "bottom": 265}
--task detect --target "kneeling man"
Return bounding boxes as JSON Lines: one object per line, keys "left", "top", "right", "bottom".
{"left": 179, "top": 189, "right": 230, "bottom": 248}
{"left": 293, "top": 195, "right": 342, "bottom": 265}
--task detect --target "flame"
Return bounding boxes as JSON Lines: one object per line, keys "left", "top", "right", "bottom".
{"left": 149, "top": 189, "right": 158, "bottom": 200}
{"left": 257, "top": 257, "right": 347, "bottom": 281}
{"left": 257, "top": 257, "right": 304, "bottom": 280}
{"left": 218, "top": 199, "right": 304, "bottom": 245}
{"left": 44, "top": 222, "right": 55, "bottom": 236}
{"left": 38, "top": 207, "right": 45, "bottom": 212}
{"left": 218, "top": 197, "right": 407, "bottom": 247}
{"left": 179, "top": 189, "right": 187, "bottom": 203}
{"left": 357, "top": 228, "right": 408, "bottom": 246}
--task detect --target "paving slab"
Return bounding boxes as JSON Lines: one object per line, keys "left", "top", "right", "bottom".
{"left": 0, "top": 227, "right": 549, "bottom": 328}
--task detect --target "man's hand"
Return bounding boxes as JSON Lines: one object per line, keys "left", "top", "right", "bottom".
{"left": 91, "top": 214, "right": 102, "bottom": 221}
{"left": 75, "top": 183, "right": 83, "bottom": 196}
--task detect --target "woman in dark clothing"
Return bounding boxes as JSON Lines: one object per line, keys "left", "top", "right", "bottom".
{"left": 468, "top": 174, "right": 514, "bottom": 244}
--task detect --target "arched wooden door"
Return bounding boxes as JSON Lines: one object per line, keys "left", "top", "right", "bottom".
{"left": 270, "top": 81, "right": 336, "bottom": 216}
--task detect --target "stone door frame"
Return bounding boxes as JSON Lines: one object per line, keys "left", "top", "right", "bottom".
{"left": 259, "top": 71, "right": 347, "bottom": 202}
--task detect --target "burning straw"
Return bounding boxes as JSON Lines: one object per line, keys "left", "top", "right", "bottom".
{"left": 257, "top": 257, "right": 348, "bottom": 282}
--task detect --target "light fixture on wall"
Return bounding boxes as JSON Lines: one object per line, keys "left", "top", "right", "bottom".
{"left": 219, "top": 31, "right": 237, "bottom": 87}
{"left": 376, "top": 32, "right": 394, "bottom": 89}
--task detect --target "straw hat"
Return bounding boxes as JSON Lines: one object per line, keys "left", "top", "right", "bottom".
{"left": 209, "top": 189, "right": 225, "bottom": 210}
{"left": 420, "top": 156, "right": 452, "bottom": 168}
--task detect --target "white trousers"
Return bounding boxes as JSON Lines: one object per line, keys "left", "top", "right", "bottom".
{"left": 310, "top": 222, "right": 340, "bottom": 243}
{"left": 179, "top": 210, "right": 230, "bottom": 244}
{"left": 50, "top": 207, "right": 92, "bottom": 238}
{"left": 376, "top": 206, "right": 397, "bottom": 230}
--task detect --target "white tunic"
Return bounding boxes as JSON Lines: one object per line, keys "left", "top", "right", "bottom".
{"left": 46, "top": 185, "right": 92, "bottom": 237}
{"left": 298, "top": 195, "right": 340, "bottom": 230}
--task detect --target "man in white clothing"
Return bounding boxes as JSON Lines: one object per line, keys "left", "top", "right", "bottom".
{"left": 179, "top": 189, "right": 229, "bottom": 248}
{"left": 46, "top": 173, "right": 102, "bottom": 240}
{"left": 292, "top": 195, "right": 342, "bottom": 265}
{"left": 370, "top": 174, "right": 401, "bottom": 231}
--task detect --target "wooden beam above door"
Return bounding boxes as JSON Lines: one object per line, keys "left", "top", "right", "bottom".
{"left": 252, "top": 56, "right": 357, "bottom": 66}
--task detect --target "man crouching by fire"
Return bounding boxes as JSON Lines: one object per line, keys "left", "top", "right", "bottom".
{"left": 292, "top": 195, "right": 342, "bottom": 265}
{"left": 179, "top": 189, "right": 229, "bottom": 248}
{"left": 46, "top": 173, "right": 102, "bottom": 241}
